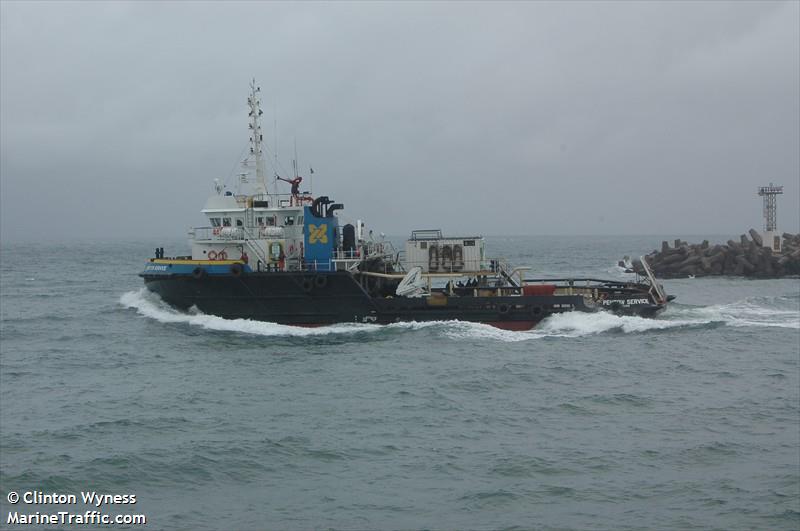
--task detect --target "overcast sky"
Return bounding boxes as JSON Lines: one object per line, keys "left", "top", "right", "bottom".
{"left": 1, "top": 0, "right": 798, "bottom": 242}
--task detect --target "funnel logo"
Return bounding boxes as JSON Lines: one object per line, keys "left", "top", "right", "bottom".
{"left": 308, "top": 224, "right": 328, "bottom": 244}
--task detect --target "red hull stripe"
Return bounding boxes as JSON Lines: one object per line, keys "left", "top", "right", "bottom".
{"left": 284, "top": 321, "right": 538, "bottom": 331}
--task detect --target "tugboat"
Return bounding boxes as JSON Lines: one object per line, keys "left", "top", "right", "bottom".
{"left": 140, "top": 81, "right": 671, "bottom": 330}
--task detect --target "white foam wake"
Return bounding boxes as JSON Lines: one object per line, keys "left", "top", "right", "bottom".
{"left": 121, "top": 289, "right": 689, "bottom": 341}
{"left": 120, "top": 288, "right": 799, "bottom": 341}
{"left": 119, "top": 289, "right": 383, "bottom": 337}
{"left": 437, "top": 311, "right": 715, "bottom": 342}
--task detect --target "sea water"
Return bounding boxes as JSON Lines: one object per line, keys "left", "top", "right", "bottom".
{"left": 1, "top": 236, "right": 798, "bottom": 530}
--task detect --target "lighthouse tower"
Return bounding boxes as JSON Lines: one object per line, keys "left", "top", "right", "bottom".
{"left": 758, "top": 183, "right": 783, "bottom": 252}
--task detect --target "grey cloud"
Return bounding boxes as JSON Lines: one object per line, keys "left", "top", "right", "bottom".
{"left": 1, "top": 1, "right": 797, "bottom": 242}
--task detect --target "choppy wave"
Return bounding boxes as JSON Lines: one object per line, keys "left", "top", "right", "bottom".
{"left": 674, "top": 297, "right": 800, "bottom": 329}
{"left": 120, "top": 288, "right": 799, "bottom": 341}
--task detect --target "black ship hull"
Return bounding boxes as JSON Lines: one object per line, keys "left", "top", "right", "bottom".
{"left": 142, "top": 271, "right": 665, "bottom": 330}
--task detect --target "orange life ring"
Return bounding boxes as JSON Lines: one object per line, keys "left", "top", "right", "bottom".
{"left": 212, "top": 227, "right": 221, "bottom": 235}
{"left": 207, "top": 250, "right": 218, "bottom": 260}
{"left": 218, "top": 250, "right": 228, "bottom": 260}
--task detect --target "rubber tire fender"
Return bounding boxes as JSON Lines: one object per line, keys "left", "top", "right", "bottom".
{"left": 301, "top": 277, "right": 314, "bottom": 293}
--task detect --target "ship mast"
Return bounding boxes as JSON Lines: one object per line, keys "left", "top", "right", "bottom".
{"left": 246, "top": 78, "right": 267, "bottom": 195}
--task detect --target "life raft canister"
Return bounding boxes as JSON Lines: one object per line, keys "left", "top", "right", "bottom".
{"left": 452, "top": 244, "right": 464, "bottom": 271}
{"left": 428, "top": 244, "right": 439, "bottom": 272}
{"left": 441, "top": 244, "right": 453, "bottom": 271}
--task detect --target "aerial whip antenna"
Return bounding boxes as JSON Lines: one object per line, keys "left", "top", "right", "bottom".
{"left": 273, "top": 102, "right": 279, "bottom": 197}
{"left": 293, "top": 137, "right": 298, "bottom": 179}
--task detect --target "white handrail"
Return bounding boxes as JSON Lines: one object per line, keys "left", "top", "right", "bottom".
{"left": 640, "top": 255, "right": 666, "bottom": 304}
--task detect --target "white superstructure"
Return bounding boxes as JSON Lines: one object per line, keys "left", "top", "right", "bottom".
{"left": 186, "top": 80, "right": 396, "bottom": 273}
{"left": 186, "top": 79, "right": 312, "bottom": 270}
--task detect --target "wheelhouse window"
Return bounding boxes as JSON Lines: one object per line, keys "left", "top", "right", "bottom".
{"left": 210, "top": 217, "right": 221, "bottom": 227}
{"left": 222, "top": 217, "right": 231, "bottom": 227}
{"left": 285, "top": 216, "right": 295, "bottom": 226}
{"left": 235, "top": 219, "right": 243, "bottom": 227}
{"left": 257, "top": 217, "right": 264, "bottom": 226}
{"left": 266, "top": 216, "right": 276, "bottom": 227}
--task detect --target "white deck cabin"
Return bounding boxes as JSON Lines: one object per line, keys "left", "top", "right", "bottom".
{"left": 189, "top": 192, "right": 310, "bottom": 271}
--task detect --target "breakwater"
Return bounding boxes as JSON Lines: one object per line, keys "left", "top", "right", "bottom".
{"left": 625, "top": 230, "right": 800, "bottom": 278}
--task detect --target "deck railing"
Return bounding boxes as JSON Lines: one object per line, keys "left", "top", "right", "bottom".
{"left": 230, "top": 192, "right": 312, "bottom": 208}
{"left": 189, "top": 227, "right": 521, "bottom": 277}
